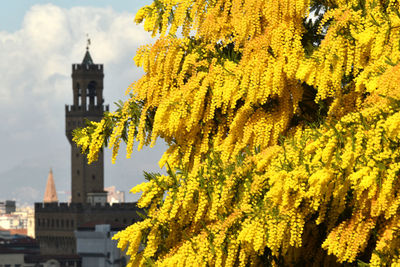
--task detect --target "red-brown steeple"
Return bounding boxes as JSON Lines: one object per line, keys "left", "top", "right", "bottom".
{"left": 43, "top": 168, "right": 58, "bottom": 203}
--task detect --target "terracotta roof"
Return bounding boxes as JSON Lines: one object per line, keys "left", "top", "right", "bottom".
{"left": 8, "top": 229, "right": 27, "bottom": 236}
{"left": 43, "top": 168, "right": 58, "bottom": 203}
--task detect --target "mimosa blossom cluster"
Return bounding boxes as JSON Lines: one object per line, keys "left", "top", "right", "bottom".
{"left": 113, "top": 99, "right": 400, "bottom": 266}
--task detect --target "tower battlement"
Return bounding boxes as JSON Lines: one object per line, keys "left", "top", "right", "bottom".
{"left": 35, "top": 202, "right": 141, "bottom": 213}
{"left": 72, "top": 64, "right": 103, "bottom": 72}
{"left": 65, "top": 104, "right": 109, "bottom": 113}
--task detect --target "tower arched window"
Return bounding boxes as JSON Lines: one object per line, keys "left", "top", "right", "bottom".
{"left": 87, "top": 81, "right": 97, "bottom": 107}
{"left": 77, "top": 83, "right": 82, "bottom": 107}
{"left": 77, "top": 83, "right": 81, "bottom": 95}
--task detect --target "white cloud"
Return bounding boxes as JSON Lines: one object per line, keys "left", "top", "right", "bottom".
{"left": 0, "top": 4, "right": 165, "bottom": 203}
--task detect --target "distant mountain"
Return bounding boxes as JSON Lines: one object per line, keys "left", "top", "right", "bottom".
{"left": 0, "top": 148, "right": 69, "bottom": 205}
{"left": 0, "top": 143, "right": 167, "bottom": 206}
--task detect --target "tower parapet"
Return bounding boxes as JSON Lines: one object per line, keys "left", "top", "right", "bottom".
{"left": 72, "top": 63, "right": 103, "bottom": 71}
{"left": 35, "top": 202, "right": 141, "bottom": 213}
{"left": 65, "top": 104, "right": 109, "bottom": 113}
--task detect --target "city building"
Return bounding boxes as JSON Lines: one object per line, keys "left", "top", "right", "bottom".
{"left": 0, "top": 233, "right": 40, "bottom": 267}
{"left": 75, "top": 224, "right": 127, "bottom": 267}
{"left": 105, "top": 186, "right": 125, "bottom": 204}
{"left": 27, "top": 210, "right": 35, "bottom": 239}
{"left": 0, "top": 211, "right": 28, "bottom": 230}
{"left": 0, "top": 203, "right": 34, "bottom": 241}
{"left": 0, "top": 200, "right": 16, "bottom": 214}
{"left": 34, "top": 46, "right": 142, "bottom": 266}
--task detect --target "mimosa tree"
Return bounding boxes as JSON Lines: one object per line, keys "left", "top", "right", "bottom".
{"left": 74, "top": 0, "right": 400, "bottom": 265}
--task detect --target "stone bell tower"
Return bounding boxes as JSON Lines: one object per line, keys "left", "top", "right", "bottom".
{"left": 65, "top": 44, "right": 109, "bottom": 204}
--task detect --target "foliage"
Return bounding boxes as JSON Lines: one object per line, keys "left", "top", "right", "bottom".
{"left": 73, "top": 0, "right": 400, "bottom": 266}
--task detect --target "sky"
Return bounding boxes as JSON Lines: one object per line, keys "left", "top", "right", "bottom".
{"left": 0, "top": 1, "right": 169, "bottom": 205}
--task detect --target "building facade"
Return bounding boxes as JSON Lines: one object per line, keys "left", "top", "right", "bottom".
{"left": 0, "top": 235, "right": 40, "bottom": 267}
{"left": 75, "top": 224, "right": 127, "bottom": 267}
{"left": 35, "top": 202, "right": 141, "bottom": 255}
{"left": 34, "top": 48, "right": 142, "bottom": 263}
{"left": 0, "top": 211, "right": 28, "bottom": 230}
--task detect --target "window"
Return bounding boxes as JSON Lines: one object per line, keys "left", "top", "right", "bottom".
{"left": 92, "top": 175, "right": 95, "bottom": 180}
{"left": 77, "top": 169, "right": 80, "bottom": 175}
